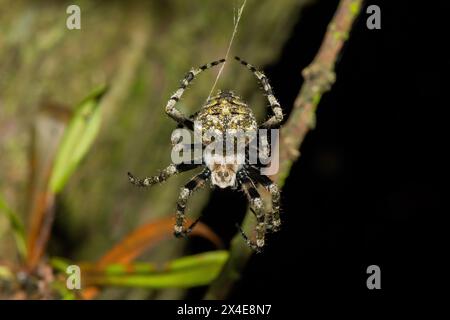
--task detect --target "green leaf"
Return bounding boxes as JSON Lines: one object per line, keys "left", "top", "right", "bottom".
{"left": 82, "top": 250, "right": 229, "bottom": 289}
{"left": 0, "top": 194, "right": 27, "bottom": 259}
{"left": 49, "top": 85, "right": 108, "bottom": 193}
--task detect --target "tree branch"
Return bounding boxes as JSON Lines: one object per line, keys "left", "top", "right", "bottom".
{"left": 204, "top": 0, "right": 363, "bottom": 300}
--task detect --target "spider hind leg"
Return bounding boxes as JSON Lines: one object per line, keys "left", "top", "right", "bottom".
{"left": 238, "top": 171, "right": 267, "bottom": 252}
{"left": 174, "top": 169, "right": 210, "bottom": 238}
{"left": 247, "top": 166, "right": 281, "bottom": 232}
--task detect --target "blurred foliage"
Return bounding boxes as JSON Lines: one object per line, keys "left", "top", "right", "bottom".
{"left": 26, "top": 86, "right": 107, "bottom": 271}
{"left": 0, "top": 0, "right": 313, "bottom": 299}
{"left": 52, "top": 251, "right": 229, "bottom": 289}
{"left": 49, "top": 85, "right": 107, "bottom": 193}
{"left": 0, "top": 79, "right": 223, "bottom": 299}
{"left": 0, "top": 194, "right": 26, "bottom": 259}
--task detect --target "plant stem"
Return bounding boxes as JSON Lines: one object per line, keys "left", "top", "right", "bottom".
{"left": 204, "top": 0, "right": 363, "bottom": 300}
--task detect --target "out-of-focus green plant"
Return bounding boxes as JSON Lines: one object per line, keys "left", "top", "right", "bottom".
{"left": 75, "top": 216, "right": 222, "bottom": 299}
{"left": 0, "top": 85, "right": 227, "bottom": 299}
{"left": 49, "top": 85, "right": 108, "bottom": 194}
{"left": 52, "top": 251, "right": 228, "bottom": 289}
{"left": 26, "top": 86, "right": 109, "bottom": 270}
{"left": 0, "top": 194, "right": 26, "bottom": 259}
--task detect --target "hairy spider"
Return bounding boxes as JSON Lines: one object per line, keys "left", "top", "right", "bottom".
{"left": 128, "top": 57, "right": 283, "bottom": 252}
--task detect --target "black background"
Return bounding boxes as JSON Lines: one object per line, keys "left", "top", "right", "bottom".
{"left": 189, "top": 0, "right": 447, "bottom": 302}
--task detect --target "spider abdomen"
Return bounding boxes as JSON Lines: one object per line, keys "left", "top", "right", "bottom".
{"left": 194, "top": 90, "right": 257, "bottom": 144}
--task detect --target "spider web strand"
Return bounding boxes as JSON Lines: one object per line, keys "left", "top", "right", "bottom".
{"left": 207, "top": 0, "right": 247, "bottom": 101}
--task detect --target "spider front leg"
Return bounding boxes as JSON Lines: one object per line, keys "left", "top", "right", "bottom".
{"left": 174, "top": 169, "right": 210, "bottom": 238}
{"left": 238, "top": 171, "right": 267, "bottom": 253}
{"left": 235, "top": 56, "right": 283, "bottom": 129}
{"left": 165, "top": 59, "right": 225, "bottom": 129}
{"left": 128, "top": 163, "right": 199, "bottom": 187}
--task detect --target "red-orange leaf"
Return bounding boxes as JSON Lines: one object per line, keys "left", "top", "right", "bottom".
{"left": 26, "top": 103, "right": 69, "bottom": 270}
{"left": 97, "top": 217, "right": 222, "bottom": 267}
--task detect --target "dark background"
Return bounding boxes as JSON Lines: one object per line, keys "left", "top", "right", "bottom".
{"left": 190, "top": 0, "right": 447, "bottom": 301}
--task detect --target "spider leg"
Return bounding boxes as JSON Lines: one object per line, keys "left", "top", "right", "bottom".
{"left": 174, "top": 168, "right": 211, "bottom": 238}
{"left": 128, "top": 163, "right": 200, "bottom": 187}
{"left": 246, "top": 130, "right": 271, "bottom": 167}
{"left": 165, "top": 59, "right": 226, "bottom": 129}
{"left": 234, "top": 56, "right": 283, "bottom": 129}
{"left": 237, "top": 170, "right": 267, "bottom": 253}
{"left": 247, "top": 166, "right": 281, "bottom": 232}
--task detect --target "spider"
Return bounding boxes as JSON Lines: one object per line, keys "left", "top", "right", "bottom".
{"left": 128, "top": 57, "right": 283, "bottom": 252}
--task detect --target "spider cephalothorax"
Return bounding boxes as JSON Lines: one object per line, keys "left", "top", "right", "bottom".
{"left": 128, "top": 57, "right": 283, "bottom": 252}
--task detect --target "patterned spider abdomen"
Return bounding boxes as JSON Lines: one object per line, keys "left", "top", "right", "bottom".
{"left": 194, "top": 90, "right": 257, "bottom": 145}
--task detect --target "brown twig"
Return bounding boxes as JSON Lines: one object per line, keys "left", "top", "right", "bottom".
{"left": 204, "top": 0, "right": 363, "bottom": 300}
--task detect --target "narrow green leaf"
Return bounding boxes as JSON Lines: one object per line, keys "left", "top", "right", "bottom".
{"left": 49, "top": 85, "right": 108, "bottom": 193}
{"left": 83, "top": 250, "right": 229, "bottom": 289}
{"left": 0, "top": 194, "right": 27, "bottom": 259}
